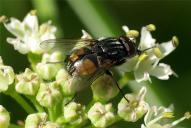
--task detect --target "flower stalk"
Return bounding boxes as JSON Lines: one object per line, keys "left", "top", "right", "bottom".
{"left": 5, "top": 88, "right": 35, "bottom": 114}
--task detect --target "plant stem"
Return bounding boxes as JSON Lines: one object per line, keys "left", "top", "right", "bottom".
{"left": 8, "top": 92, "right": 35, "bottom": 114}
{"left": 32, "top": 100, "right": 44, "bottom": 112}
{"left": 27, "top": 96, "right": 45, "bottom": 112}
{"left": 48, "top": 107, "right": 56, "bottom": 121}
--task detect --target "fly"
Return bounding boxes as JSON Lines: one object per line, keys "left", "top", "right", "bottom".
{"left": 40, "top": 36, "right": 154, "bottom": 102}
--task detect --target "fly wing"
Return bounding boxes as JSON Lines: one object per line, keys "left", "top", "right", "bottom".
{"left": 40, "top": 38, "right": 96, "bottom": 54}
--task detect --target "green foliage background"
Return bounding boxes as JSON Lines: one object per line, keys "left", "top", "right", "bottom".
{"left": 0, "top": 0, "right": 191, "bottom": 127}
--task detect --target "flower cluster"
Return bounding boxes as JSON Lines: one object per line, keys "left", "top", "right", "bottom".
{"left": 0, "top": 11, "right": 189, "bottom": 128}
{"left": 117, "top": 25, "right": 178, "bottom": 82}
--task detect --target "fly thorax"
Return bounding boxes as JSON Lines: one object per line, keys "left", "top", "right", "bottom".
{"left": 93, "top": 38, "right": 128, "bottom": 68}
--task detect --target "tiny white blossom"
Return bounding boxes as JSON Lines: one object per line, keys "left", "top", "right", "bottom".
{"left": 141, "top": 105, "right": 191, "bottom": 128}
{"left": 91, "top": 74, "right": 119, "bottom": 102}
{"left": 3, "top": 10, "right": 56, "bottom": 54}
{"left": 88, "top": 102, "right": 116, "bottom": 128}
{"left": 0, "top": 105, "right": 10, "bottom": 128}
{"left": 36, "top": 51, "right": 63, "bottom": 80}
{"left": 118, "top": 25, "right": 178, "bottom": 82}
{"left": 36, "top": 82, "right": 62, "bottom": 108}
{"left": 25, "top": 113, "right": 47, "bottom": 127}
{"left": 64, "top": 102, "right": 87, "bottom": 126}
{"left": 15, "top": 68, "right": 40, "bottom": 95}
{"left": 0, "top": 57, "right": 15, "bottom": 92}
{"left": 118, "top": 87, "right": 149, "bottom": 122}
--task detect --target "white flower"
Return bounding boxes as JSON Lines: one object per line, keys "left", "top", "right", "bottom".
{"left": 36, "top": 51, "right": 63, "bottom": 80}
{"left": 0, "top": 57, "right": 15, "bottom": 92}
{"left": 91, "top": 73, "right": 119, "bottom": 102}
{"left": 15, "top": 68, "right": 40, "bottom": 95}
{"left": 36, "top": 82, "right": 62, "bottom": 108}
{"left": 88, "top": 102, "right": 116, "bottom": 128}
{"left": 117, "top": 24, "right": 178, "bottom": 82}
{"left": 141, "top": 106, "right": 191, "bottom": 128}
{"left": 3, "top": 10, "right": 56, "bottom": 54}
{"left": 0, "top": 105, "right": 10, "bottom": 128}
{"left": 25, "top": 112, "right": 61, "bottom": 128}
{"left": 64, "top": 102, "right": 87, "bottom": 126}
{"left": 118, "top": 87, "right": 148, "bottom": 122}
{"left": 25, "top": 112, "right": 47, "bottom": 128}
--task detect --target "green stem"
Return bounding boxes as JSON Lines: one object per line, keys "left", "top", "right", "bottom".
{"left": 8, "top": 92, "right": 35, "bottom": 114}
{"left": 48, "top": 107, "right": 56, "bottom": 121}
{"left": 9, "top": 124, "right": 21, "bottom": 128}
{"left": 32, "top": 99, "right": 44, "bottom": 112}
{"left": 27, "top": 96, "right": 45, "bottom": 112}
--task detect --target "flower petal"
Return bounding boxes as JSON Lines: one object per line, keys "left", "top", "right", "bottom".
{"left": 134, "top": 71, "right": 150, "bottom": 83}
{"left": 7, "top": 38, "right": 29, "bottom": 54}
{"left": 158, "top": 40, "right": 177, "bottom": 58}
{"left": 3, "top": 18, "right": 24, "bottom": 39}
{"left": 39, "top": 21, "right": 57, "bottom": 41}
{"left": 139, "top": 27, "right": 156, "bottom": 50}
{"left": 134, "top": 55, "right": 159, "bottom": 82}
{"left": 0, "top": 74, "right": 9, "bottom": 92}
{"left": 116, "top": 56, "right": 139, "bottom": 72}
{"left": 149, "top": 63, "right": 175, "bottom": 80}
{"left": 23, "top": 11, "right": 38, "bottom": 34}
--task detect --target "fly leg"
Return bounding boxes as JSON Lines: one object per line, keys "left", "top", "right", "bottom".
{"left": 105, "top": 70, "right": 129, "bottom": 102}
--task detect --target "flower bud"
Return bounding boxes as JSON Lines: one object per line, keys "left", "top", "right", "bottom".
{"left": 56, "top": 69, "right": 70, "bottom": 84}
{"left": 15, "top": 68, "right": 40, "bottom": 95}
{"left": 91, "top": 74, "right": 119, "bottom": 102}
{"left": 56, "top": 71, "right": 84, "bottom": 96}
{"left": 36, "top": 52, "right": 63, "bottom": 80}
{"left": 64, "top": 102, "right": 87, "bottom": 126}
{"left": 88, "top": 102, "right": 115, "bottom": 128}
{"left": 36, "top": 82, "right": 62, "bottom": 108}
{"left": 0, "top": 57, "right": 15, "bottom": 92}
{"left": 56, "top": 69, "right": 76, "bottom": 95}
{"left": 0, "top": 105, "right": 10, "bottom": 128}
{"left": 25, "top": 112, "right": 48, "bottom": 128}
{"left": 118, "top": 87, "right": 148, "bottom": 122}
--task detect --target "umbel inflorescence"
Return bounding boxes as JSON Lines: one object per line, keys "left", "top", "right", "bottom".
{"left": 0, "top": 10, "right": 190, "bottom": 128}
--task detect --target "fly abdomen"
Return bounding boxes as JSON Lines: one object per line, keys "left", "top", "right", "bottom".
{"left": 68, "top": 53, "right": 99, "bottom": 76}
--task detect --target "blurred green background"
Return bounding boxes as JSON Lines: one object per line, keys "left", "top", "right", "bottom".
{"left": 0, "top": 0, "right": 191, "bottom": 127}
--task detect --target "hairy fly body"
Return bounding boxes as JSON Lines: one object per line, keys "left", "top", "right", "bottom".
{"left": 40, "top": 36, "right": 143, "bottom": 102}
